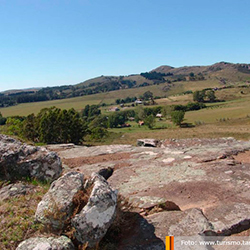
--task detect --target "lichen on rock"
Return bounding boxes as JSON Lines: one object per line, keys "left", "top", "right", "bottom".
{"left": 72, "top": 173, "right": 117, "bottom": 247}
{"left": 35, "top": 171, "right": 84, "bottom": 229}
{"left": 0, "top": 134, "right": 62, "bottom": 182}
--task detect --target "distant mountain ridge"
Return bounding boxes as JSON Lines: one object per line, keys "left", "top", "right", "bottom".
{"left": 152, "top": 62, "right": 250, "bottom": 79}
{"left": 1, "top": 62, "right": 250, "bottom": 108}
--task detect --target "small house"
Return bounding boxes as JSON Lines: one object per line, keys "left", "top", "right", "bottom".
{"left": 135, "top": 100, "right": 143, "bottom": 104}
{"left": 139, "top": 120, "right": 144, "bottom": 126}
{"left": 109, "top": 107, "right": 120, "bottom": 112}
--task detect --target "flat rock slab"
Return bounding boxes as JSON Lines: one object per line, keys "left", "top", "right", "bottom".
{"left": 147, "top": 208, "right": 213, "bottom": 239}
{"left": 51, "top": 138, "right": 250, "bottom": 244}
{"left": 49, "top": 144, "right": 134, "bottom": 159}
{"left": 205, "top": 203, "right": 250, "bottom": 235}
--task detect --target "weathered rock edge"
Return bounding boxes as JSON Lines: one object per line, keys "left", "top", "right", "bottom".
{"left": 0, "top": 134, "right": 62, "bottom": 182}
{"left": 35, "top": 171, "right": 84, "bottom": 230}
{"left": 72, "top": 173, "right": 117, "bottom": 248}
{"left": 34, "top": 171, "right": 117, "bottom": 248}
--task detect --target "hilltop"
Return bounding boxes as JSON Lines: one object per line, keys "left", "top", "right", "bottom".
{"left": 153, "top": 61, "right": 250, "bottom": 81}
{"left": 1, "top": 62, "right": 250, "bottom": 108}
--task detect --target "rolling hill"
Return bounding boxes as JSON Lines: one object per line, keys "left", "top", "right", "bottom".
{"left": 1, "top": 62, "right": 250, "bottom": 110}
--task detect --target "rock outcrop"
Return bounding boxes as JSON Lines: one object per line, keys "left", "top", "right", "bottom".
{"left": 137, "top": 138, "right": 160, "bottom": 147}
{"left": 7, "top": 137, "right": 250, "bottom": 249}
{"left": 72, "top": 173, "right": 117, "bottom": 247}
{"left": 34, "top": 171, "right": 117, "bottom": 247}
{"left": 35, "top": 171, "right": 84, "bottom": 229}
{"left": 49, "top": 137, "right": 250, "bottom": 249}
{"left": 16, "top": 236, "right": 74, "bottom": 250}
{"left": 0, "top": 134, "right": 62, "bottom": 182}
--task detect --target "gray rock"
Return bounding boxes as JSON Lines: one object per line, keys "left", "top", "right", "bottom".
{"left": 16, "top": 236, "right": 74, "bottom": 250}
{"left": 147, "top": 208, "right": 213, "bottom": 239}
{"left": 0, "top": 134, "right": 62, "bottom": 182}
{"left": 0, "top": 182, "right": 34, "bottom": 201}
{"left": 57, "top": 144, "right": 133, "bottom": 159}
{"left": 206, "top": 203, "right": 250, "bottom": 236}
{"left": 72, "top": 173, "right": 117, "bottom": 247}
{"left": 35, "top": 171, "right": 84, "bottom": 229}
{"left": 47, "top": 138, "right": 250, "bottom": 249}
{"left": 137, "top": 139, "right": 160, "bottom": 147}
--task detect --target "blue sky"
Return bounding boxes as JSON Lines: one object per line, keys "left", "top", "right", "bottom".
{"left": 1, "top": 0, "right": 250, "bottom": 92}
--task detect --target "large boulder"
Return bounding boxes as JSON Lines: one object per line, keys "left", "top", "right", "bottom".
{"left": 16, "top": 236, "right": 74, "bottom": 250}
{"left": 35, "top": 171, "right": 84, "bottom": 229}
{"left": 0, "top": 134, "right": 62, "bottom": 182}
{"left": 72, "top": 173, "right": 117, "bottom": 247}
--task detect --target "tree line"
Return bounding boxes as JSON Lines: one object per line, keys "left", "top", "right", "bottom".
{"left": 0, "top": 79, "right": 138, "bottom": 107}
{"left": 0, "top": 99, "right": 208, "bottom": 144}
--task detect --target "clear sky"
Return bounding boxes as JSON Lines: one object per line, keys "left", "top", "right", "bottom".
{"left": 1, "top": 0, "right": 250, "bottom": 92}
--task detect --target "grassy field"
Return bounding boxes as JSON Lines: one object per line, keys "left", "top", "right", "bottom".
{"left": 0, "top": 79, "right": 221, "bottom": 117}
{"left": 1, "top": 80, "right": 250, "bottom": 145}
{"left": 107, "top": 118, "right": 250, "bottom": 145}
{"left": 0, "top": 85, "right": 165, "bottom": 117}
{"left": 103, "top": 88, "right": 250, "bottom": 144}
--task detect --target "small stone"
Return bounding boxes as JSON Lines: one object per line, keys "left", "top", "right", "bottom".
{"left": 162, "top": 158, "right": 175, "bottom": 164}
{"left": 16, "top": 236, "right": 74, "bottom": 250}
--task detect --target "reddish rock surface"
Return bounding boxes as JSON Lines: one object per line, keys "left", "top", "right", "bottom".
{"left": 47, "top": 138, "right": 250, "bottom": 249}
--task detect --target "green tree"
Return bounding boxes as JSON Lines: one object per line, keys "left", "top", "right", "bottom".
{"left": 38, "top": 107, "right": 60, "bottom": 143}
{"left": 193, "top": 91, "right": 205, "bottom": 102}
{"left": 90, "top": 127, "right": 108, "bottom": 140}
{"left": 144, "top": 114, "right": 156, "bottom": 129}
{"left": 67, "top": 108, "right": 87, "bottom": 144}
{"left": 206, "top": 90, "right": 216, "bottom": 102}
{"left": 108, "top": 113, "right": 126, "bottom": 128}
{"left": 0, "top": 112, "right": 7, "bottom": 125}
{"left": 189, "top": 72, "right": 195, "bottom": 80}
{"left": 162, "top": 106, "right": 173, "bottom": 119}
{"left": 142, "top": 91, "right": 153, "bottom": 100}
{"left": 135, "top": 106, "right": 146, "bottom": 122}
{"left": 81, "top": 104, "right": 101, "bottom": 120}
{"left": 170, "top": 110, "right": 185, "bottom": 126}
{"left": 6, "top": 117, "right": 24, "bottom": 136}
{"left": 23, "top": 113, "right": 38, "bottom": 141}
{"left": 36, "top": 107, "right": 87, "bottom": 144}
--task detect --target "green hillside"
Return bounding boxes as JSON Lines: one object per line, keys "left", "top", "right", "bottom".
{"left": 2, "top": 62, "right": 250, "bottom": 111}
